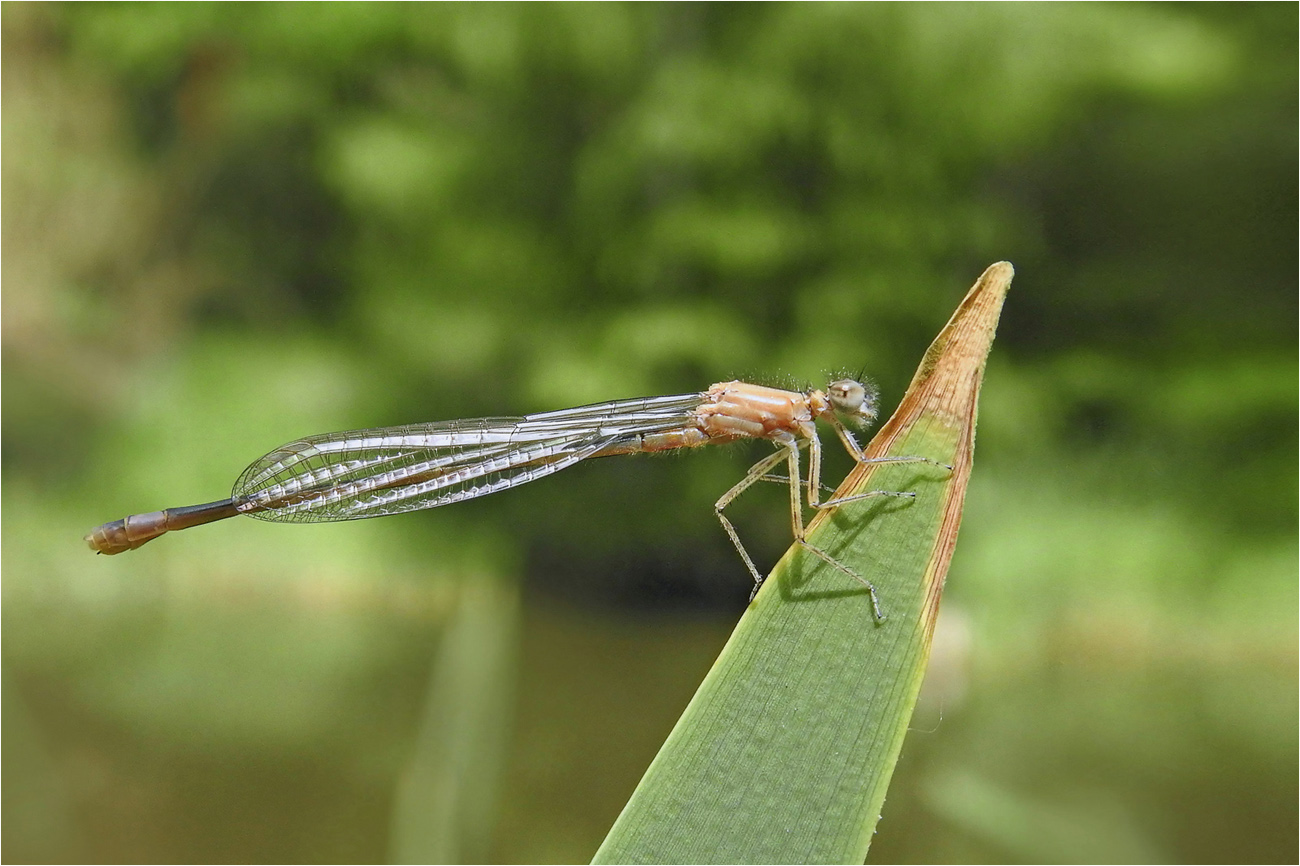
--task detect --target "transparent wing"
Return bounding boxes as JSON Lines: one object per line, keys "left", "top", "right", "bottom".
{"left": 232, "top": 392, "right": 705, "bottom": 523}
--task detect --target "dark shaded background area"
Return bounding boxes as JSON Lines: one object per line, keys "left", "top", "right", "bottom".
{"left": 4, "top": 4, "right": 1295, "bottom": 863}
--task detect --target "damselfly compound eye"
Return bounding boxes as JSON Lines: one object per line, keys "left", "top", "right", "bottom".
{"left": 827, "top": 379, "right": 867, "bottom": 413}
{"left": 826, "top": 378, "right": 879, "bottom": 426}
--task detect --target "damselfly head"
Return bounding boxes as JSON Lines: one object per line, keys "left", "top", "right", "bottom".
{"left": 826, "top": 378, "right": 879, "bottom": 426}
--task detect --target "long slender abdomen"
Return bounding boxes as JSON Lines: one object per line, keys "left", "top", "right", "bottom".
{"left": 84, "top": 499, "right": 242, "bottom": 554}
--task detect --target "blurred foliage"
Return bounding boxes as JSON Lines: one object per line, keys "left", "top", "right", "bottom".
{"left": 2, "top": 3, "right": 1295, "bottom": 863}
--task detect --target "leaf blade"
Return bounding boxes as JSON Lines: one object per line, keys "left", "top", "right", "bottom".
{"left": 594, "top": 262, "right": 1013, "bottom": 864}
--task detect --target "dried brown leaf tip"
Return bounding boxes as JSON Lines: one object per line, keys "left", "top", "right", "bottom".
{"left": 839, "top": 262, "right": 1014, "bottom": 631}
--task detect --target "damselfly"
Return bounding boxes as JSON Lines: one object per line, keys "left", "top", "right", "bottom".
{"left": 85, "top": 379, "right": 946, "bottom": 619}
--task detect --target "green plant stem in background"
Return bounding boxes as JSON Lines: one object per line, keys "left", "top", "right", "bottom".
{"left": 593, "top": 263, "right": 1013, "bottom": 865}
{"left": 390, "top": 575, "right": 518, "bottom": 864}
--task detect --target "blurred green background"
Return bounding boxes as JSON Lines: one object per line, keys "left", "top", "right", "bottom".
{"left": 3, "top": 3, "right": 1295, "bottom": 863}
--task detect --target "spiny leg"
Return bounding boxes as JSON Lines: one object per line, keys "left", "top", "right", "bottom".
{"left": 796, "top": 539, "right": 886, "bottom": 622}
{"left": 804, "top": 421, "right": 917, "bottom": 516}
{"left": 757, "top": 474, "right": 838, "bottom": 497}
{"left": 797, "top": 432, "right": 887, "bottom": 621}
{"left": 815, "top": 455, "right": 952, "bottom": 509}
{"left": 716, "top": 441, "right": 888, "bottom": 622}
{"left": 794, "top": 419, "right": 953, "bottom": 619}
{"left": 714, "top": 447, "right": 790, "bottom": 599}
{"left": 823, "top": 412, "right": 953, "bottom": 473}
{"left": 814, "top": 414, "right": 952, "bottom": 510}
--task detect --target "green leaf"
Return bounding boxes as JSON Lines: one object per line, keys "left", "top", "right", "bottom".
{"left": 593, "top": 263, "right": 1014, "bottom": 865}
